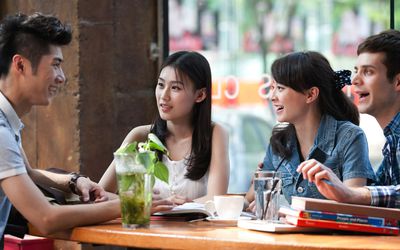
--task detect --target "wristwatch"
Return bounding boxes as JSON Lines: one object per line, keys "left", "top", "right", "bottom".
{"left": 68, "top": 172, "right": 87, "bottom": 194}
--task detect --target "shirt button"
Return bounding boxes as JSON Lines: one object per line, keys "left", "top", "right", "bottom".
{"left": 297, "top": 186, "right": 304, "bottom": 193}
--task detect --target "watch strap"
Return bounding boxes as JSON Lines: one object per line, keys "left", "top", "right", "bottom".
{"left": 68, "top": 172, "right": 87, "bottom": 194}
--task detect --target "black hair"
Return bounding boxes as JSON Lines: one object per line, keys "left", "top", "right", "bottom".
{"left": 357, "top": 29, "right": 400, "bottom": 82}
{"left": 0, "top": 12, "right": 72, "bottom": 77}
{"left": 270, "top": 51, "right": 359, "bottom": 158}
{"left": 151, "top": 51, "right": 212, "bottom": 180}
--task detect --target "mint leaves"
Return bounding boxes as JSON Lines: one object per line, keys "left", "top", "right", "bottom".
{"left": 115, "top": 133, "right": 169, "bottom": 184}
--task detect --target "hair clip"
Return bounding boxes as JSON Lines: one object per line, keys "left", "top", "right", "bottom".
{"left": 334, "top": 70, "right": 352, "bottom": 89}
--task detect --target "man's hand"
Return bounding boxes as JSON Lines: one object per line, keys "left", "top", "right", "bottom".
{"left": 296, "top": 159, "right": 370, "bottom": 204}
{"left": 76, "top": 177, "right": 108, "bottom": 203}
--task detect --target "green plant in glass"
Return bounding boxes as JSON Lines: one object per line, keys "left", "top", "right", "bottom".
{"left": 114, "top": 133, "right": 169, "bottom": 228}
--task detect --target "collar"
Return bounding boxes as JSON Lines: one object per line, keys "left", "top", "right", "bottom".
{"left": 312, "top": 114, "right": 337, "bottom": 156}
{"left": 0, "top": 91, "right": 24, "bottom": 136}
{"left": 287, "top": 115, "right": 336, "bottom": 159}
{"left": 383, "top": 112, "right": 400, "bottom": 137}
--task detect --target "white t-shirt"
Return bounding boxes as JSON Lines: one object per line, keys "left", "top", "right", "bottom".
{"left": 153, "top": 155, "right": 209, "bottom": 201}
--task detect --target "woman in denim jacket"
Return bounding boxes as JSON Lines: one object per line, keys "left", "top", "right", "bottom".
{"left": 246, "top": 51, "right": 375, "bottom": 208}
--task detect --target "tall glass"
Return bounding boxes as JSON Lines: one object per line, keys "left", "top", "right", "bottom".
{"left": 263, "top": 174, "right": 282, "bottom": 222}
{"left": 254, "top": 171, "right": 281, "bottom": 220}
{"left": 114, "top": 152, "right": 152, "bottom": 229}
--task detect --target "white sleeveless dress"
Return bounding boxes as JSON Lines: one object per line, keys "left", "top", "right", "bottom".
{"left": 153, "top": 155, "right": 209, "bottom": 200}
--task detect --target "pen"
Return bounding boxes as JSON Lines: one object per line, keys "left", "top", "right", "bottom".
{"left": 322, "top": 179, "right": 334, "bottom": 186}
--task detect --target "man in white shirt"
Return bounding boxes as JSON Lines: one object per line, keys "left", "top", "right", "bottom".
{"left": 0, "top": 12, "right": 172, "bottom": 245}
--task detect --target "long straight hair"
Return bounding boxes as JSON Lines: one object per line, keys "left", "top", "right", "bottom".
{"left": 270, "top": 51, "right": 359, "bottom": 158}
{"left": 151, "top": 51, "right": 212, "bottom": 180}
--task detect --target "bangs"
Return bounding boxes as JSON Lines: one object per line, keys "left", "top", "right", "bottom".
{"left": 173, "top": 66, "right": 195, "bottom": 91}
{"left": 271, "top": 53, "right": 309, "bottom": 93}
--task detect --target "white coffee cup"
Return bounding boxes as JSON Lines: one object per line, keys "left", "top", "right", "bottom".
{"left": 213, "top": 195, "right": 244, "bottom": 220}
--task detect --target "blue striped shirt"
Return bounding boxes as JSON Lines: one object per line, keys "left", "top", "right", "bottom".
{"left": 367, "top": 185, "right": 400, "bottom": 208}
{"left": 375, "top": 112, "right": 400, "bottom": 186}
{"left": 368, "top": 112, "right": 400, "bottom": 208}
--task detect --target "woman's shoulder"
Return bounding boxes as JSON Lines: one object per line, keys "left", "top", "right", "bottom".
{"left": 323, "top": 114, "right": 362, "bottom": 133}
{"left": 336, "top": 119, "right": 363, "bottom": 132}
{"left": 212, "top": 122, "right": 229, "bottom": 138}
{"left": 122, "top": 125, "right": 152, "bottom": 145}
{"left": 334, "top": 119, "right": 365, "bottom": 141}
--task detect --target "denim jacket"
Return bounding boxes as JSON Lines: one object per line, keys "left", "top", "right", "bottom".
{"left": 263, "top": 115, "right": 376, "bottom": 204}
{"left": 375, "top": 112, "right": 400, "bottom": 186}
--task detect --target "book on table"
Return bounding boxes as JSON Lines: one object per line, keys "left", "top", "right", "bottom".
{"left": 237, "top": 219, "right": 328, "bottom": 233}
{"left": 281, "top": 196, "right": 400, "bottom": 235}
{"left": 291, "top": 196, "right": 400, "bottom": 220}
{"left": 279, "top": 206, "right": 398, "bottom": 227}
{"left": 285, "top": 215, "right": 399, "bottom": 235}
{"left": 153, "top": 202, "right": 212, "bottom": 221}
{"left": 153, "top": 202, "right": 256, "bottom": 221}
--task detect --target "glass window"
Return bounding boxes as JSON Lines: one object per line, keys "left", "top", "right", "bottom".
{"left": 169, "top": 0, "right": 394, "bottom": 192}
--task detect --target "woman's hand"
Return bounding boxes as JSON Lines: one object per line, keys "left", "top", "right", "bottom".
{"left": 151, "top": 189, "right": 181, "bottom": 213}
{"left": 245, "top": 200, "right": 256, "bottom": 213}
{"left": 152, "top": 188, "right": 189, "bottom": 205}
{"left": 297, "top": 159, "right": 354, "bottom": 203}
{"left": 151, "top": 199, "right": 175, "bottom": 214}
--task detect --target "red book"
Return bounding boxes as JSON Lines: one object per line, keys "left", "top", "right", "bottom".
{"left": 279, "top": 206, "right": 398, "bottom": 227}
{"left": 285, "top": 215, "right": 400, "bottom": 235}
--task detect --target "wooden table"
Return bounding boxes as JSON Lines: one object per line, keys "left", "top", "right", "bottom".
{"left": 30, "top": 220, "right": 400, "bottom": 250}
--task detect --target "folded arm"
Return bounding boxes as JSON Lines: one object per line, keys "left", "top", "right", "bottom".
{"left": 1, "top": 173, "right": 120, "bottom": 235}
{"left": 297, "top": 159, "right": 372, "bottom": 205}
{"left": 21, "top": 148, "right": 107, "bottom": 202}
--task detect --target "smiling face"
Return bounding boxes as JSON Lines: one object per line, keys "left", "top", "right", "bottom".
{"left": 25, "top": 45, "right": 66, "bottom": 106}
{"left": 155, "top": 66, "right": 205, "bottom": 123}
{"left": 353, "top": 52, "right": 398, "bottom": 120}
{"left": 270, "top": 80, "right": 310, "bottom": 124}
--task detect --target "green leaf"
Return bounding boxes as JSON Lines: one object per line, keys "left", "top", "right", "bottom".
{"left": 117, "top": 172, "right": 137, "bottom": 192}
{"left": 148, "top": 133, "right": 168, "bottom": 155}
{"left": 150, "top": 174, "right": 156, "bottom": 188}
{"left": 115, "top": 142, "right": 138, "bottom": 154}
{"left": 154, "top": 161, "right": 169, "bottom": 184}
{"left": 136, "top": 151, "right": 156, "bottom": 171}
{"left": 114, "top": 135, "right": 169, "bottom": 186}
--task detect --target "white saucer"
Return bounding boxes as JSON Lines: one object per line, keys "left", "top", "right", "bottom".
{"left": 206, "top": 216, "right": 251, "bottom": 225}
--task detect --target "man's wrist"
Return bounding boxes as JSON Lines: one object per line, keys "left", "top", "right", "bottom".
{"left": 68, "top": 172, "right": 87, "bottom": 194}
{"left": 349, "top": 187, "right": 371, "bottom": 205}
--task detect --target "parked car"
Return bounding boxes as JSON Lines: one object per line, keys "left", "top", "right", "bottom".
{"left": 212, "top": 107, "right": 275, "bottom": 193}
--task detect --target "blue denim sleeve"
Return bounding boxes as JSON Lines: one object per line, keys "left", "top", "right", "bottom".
{"left": 341, "top": 128, "right": 376, "bottom": 181}
{"left": 262, "top": 145, "right": 275, "bottom": 171}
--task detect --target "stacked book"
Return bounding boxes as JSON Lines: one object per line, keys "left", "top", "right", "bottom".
{"left": 279, "top": 196, "right": 400, "bottom": 235}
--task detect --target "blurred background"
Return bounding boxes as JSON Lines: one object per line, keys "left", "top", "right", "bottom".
{"left": 168, "top": 0, "right": 398, "bottom": 193}
{"left": 3, "top": 1, "right": 396, "bottom": 249}
{"left": 1, "top": 0, "right": 396, "bottom": 195}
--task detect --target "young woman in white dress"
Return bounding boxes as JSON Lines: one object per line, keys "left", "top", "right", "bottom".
{"left": 100, "top": 51, "right": 230, "bottom": 204}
